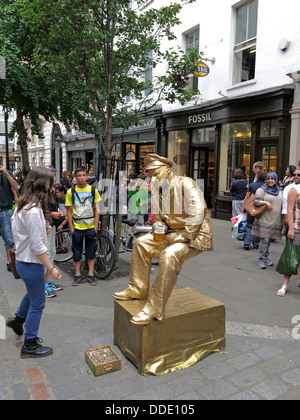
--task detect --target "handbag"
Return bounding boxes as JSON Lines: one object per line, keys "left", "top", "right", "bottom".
{"left": 10, "top": 249, "right": 21, "bottom": 279}
{"left": 276, "top": 241, "right": 300, "bottom": 276}
{"left": 243, "top": 193, "right": 267, "bottom": 219}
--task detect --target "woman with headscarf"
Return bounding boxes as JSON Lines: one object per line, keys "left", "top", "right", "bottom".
{"left": 251, "top": 172, "right": 283, "bottom": 269}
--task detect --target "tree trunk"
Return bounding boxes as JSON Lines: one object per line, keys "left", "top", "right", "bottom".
{"left": 13, "top": 88, "right": 30, "bottom": 178}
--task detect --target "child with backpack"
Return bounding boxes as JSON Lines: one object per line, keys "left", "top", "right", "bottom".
{"left": 65, "top": 166, "right": 101, "bottom": 286}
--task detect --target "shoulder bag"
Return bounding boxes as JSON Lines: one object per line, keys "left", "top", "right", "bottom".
{"left": 243, "top": 193, "right": 267, "bottom": 219}
{"left": 10, "top": 249, "right": 21, "bottom": 279}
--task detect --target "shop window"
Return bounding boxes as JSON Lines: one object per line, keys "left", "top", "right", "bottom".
{"left": 232, "top": 0, "right": 258, "bottom": 85}
{"left": 219, "top": 122, "right": 251, "bottom": 193}
{"left": 260, "top": 119, "right": 279, "bottom": 137}
{"left": 168, "top": 130, "right": 188, "bottom": 176}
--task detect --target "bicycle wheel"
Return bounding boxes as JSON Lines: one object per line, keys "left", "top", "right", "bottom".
{"left": 54, "top": 229, "right": 73, "bottom": 263}
{"left": 94, "top": 234, "right": 116, "bottom": 279}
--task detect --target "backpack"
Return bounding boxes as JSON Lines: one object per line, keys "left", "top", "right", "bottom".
{"left": 71, "top": 185, "right": 96, "bottom": 206}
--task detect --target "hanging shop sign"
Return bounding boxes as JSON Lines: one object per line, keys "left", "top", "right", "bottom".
{"left": 173, "top": 155, "right": 186, "bottom": 165}
{"left": 194, "top": 62, "right": 210, "bottom": 77}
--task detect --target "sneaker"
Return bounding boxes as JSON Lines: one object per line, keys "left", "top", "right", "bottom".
{"left": 258, "top": 260, "right": 266, "bottom": 269}
{"left": 87, "top": 275, "right": 97, "bottom": 286}
{"left": 48, "top": 280, "right": 63, "bottom": 291}
{"left": 244, "top": 244, "right": 250, "bottom": 250}
{"left": 45, "top": 284, "right": 56, "bottom": 298}
{"left": 264, "top": 258, "right": 273, "bottom": 266}
{"left": 72, "top": 275, "right": 81, "bottom": 287}
{"left": 7, "top": 262, "right": 12, "bottom": 272}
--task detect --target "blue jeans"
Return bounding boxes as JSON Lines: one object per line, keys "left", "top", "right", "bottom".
{"left": 244, "top": 213, "right": 260, "bottom": 248}
{"left": 0, "top": 209, "right": 15, "bottom": 248}
{"left": 16, "top": 260, "right": 46, "bottom": 339}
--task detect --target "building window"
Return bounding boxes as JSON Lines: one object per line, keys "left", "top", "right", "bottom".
{"left": 261, "top": 146, "right": 277, "bottom": 173}
{"left": 144, "top": 50, "right": 153, "bottom": 97}
{"left": 185, "top": 28, "right": 199, "bottom": 90}
{"left": 260, "top": 119, "right": 279, "bottom": 137}
{"left": 233, "top": 0, "right": 258, "bottom": 84}
{"left": 219, "top": 122, "right": 251, "bottom": 193}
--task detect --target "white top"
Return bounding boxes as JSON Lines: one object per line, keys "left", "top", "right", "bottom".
{"left": 11, "top": 205, "right": 48, "bottom": 264}
{"left": 281, "top": 182, "right": 296, "bottom": 215}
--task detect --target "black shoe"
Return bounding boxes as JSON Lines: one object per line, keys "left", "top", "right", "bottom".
{"left": 244, "top": 244, "right": 250, "bottom": 250}
{"left": 87, "top": 275, "right": 97, "bottom": 286}
{"left": 72, "top": 275, "right": 81, "bottom": 287}
{"left": 20, "top": 337, "right": 53, "bottom": 359}
{"left": 6, "top": 314, "right": 25, "bottom": 336}
{"left": 7, "top": 262, "right": 12, "bottom": 272}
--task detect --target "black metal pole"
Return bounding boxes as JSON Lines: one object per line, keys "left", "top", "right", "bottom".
{"left": 4, "top": 109, "right": 9, "bottom": 170}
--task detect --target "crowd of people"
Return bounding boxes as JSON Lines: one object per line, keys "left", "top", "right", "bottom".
{"left": 230, "top": 159, "right": 300, "bottom": 297}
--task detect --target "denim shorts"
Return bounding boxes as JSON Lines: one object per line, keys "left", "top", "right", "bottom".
{"left": 0, "top": 209, "right": 15, "bottom": 248}
{"left": 72, "top": 228, "right": 97, "bottom": 261}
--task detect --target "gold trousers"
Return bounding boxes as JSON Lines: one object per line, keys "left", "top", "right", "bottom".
{"left": 127, "top": 232, "right": 201, "bottom": 320}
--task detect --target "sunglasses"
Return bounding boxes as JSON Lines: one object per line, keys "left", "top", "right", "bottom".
{"left": 294, "top": 174, "right": 300, "bottom": 177}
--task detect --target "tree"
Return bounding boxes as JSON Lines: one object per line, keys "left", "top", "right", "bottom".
{"left": 0, "top": 0, "right": 94, "bottom": 176}
{"left": 21, "top": 0, "right": 203, "bottom": 165}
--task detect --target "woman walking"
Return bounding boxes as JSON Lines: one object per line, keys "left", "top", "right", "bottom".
{"left": 6, "top": 167, "right": 61, "bottom": 358}
{"left": 251, "top": 172, "right": 283, "bottom": 269}
{"left": 230, "top": 168, "right": 247, "bottom": 217}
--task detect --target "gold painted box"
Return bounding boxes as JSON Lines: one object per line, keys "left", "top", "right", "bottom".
{"left": 114, "top": 288, "right": 226, "bottom": 376}
{"left": 85, "top": 345, "right": 121, "bottom": 376}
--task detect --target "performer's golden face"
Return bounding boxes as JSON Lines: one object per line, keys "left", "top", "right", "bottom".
{"left": 147, "top": 165, "right": 170, "bottom": 180}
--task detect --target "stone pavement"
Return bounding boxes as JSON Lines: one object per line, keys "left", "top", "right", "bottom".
{"left": 1, "top": 218, "right": 300, "bottom": 401}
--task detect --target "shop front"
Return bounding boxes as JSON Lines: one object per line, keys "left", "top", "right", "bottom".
{"left": 118, "top": 107, "right": 162, "bottom": 177}
{"left": 63, "top": 134, "right": 98, "bottom": 175}
{"left": 162, "top": 86, "right": 294, "bottom": 220}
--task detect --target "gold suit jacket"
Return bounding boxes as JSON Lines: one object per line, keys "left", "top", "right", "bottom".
{"left": 152, "top": 173, "right": 213, "bottom": 252}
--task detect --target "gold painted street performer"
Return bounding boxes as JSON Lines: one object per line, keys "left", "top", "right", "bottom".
{"left": 113, "top": 154, "right": 213, "bottom": 325}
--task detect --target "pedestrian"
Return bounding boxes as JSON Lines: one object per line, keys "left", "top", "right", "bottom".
{"left": 7, "top": 167, "right": 61, "bottom": 358}
{"left": 65, "top": 166, "right": 101, "bottom": 287}
{"left": 0, "top": 165, "right": 18, "bottom": 272}
{"left": 60, "top": 170, "right": 71, "bottom": 189}
{"left": 279, "top": 165, "right": 296, "bottom": 189}
{"left": 44, "top": 167, "right": 65, "bottom": 298}
{"left": 243, "top": 171, "right": 266, "bottom": 250}
{"left": 230, "top": 168, "right": 247, "bottom": 217}
{"left": 251, "top": 172, "right": 283, "bottom": 269}
{"left": 252, "top": 161, "right": 264, "bottom": 182}
{"left": 277, "top": 168, "right": 300, "bottom": 296}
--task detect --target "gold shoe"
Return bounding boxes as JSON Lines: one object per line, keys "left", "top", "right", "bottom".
{"left": 112, "top": 289, "right": 146, "bottom": 301}
{"left": 130, "top": 310, "right": 155, "bottom": 325}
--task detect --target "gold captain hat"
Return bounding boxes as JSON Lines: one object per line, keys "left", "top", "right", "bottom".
{"left": 144, "top": 154, "right": 173, "bottom": 171}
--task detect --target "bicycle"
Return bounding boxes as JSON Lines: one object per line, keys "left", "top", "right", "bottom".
{"left": 54, "top": 228, "right": 116, "bottom": 279}
{"left": 120, "top": 219, "right": 152, "bottom": 251}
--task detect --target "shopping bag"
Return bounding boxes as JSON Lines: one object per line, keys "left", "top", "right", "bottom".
{"left": 276, "top": 242, "right": 300, "bottom": 276}
{"left": 231, "top": 213, "right": 247, "bottom": 240}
